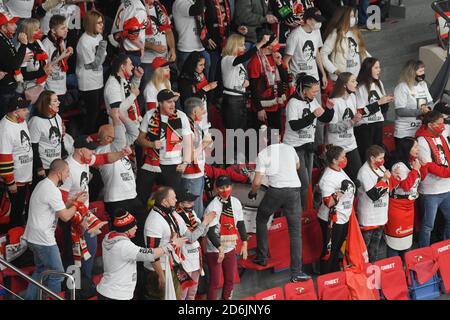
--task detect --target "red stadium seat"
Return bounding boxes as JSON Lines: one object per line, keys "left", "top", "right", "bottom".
{"left": 267, "top": 217, "right": 291, "bottom": 272}
{"left": 255, "top": 287, "right": 284, "bottom": 300}
{"left": 383, "top": 123, "right": 395, "bottom": 154}
{"left": 302, "top": 209, "right": 323, "bottom": 265}
{"left": 2, "top": 266, "right": 35, "bottom": 294}
{"left": 431, "top": 239, "right": 450, "bottom": 293}
{"left": 284, "top": 280, "right": 317, "bottom": 300}
{"left": 405, "top": 247, "right": 439, "bottom": 286}
{"left": 374, "top": 256, "right": 409, "bottom": 300}
{"left": 317, "top": 271, "right": 351, "bottom": 300}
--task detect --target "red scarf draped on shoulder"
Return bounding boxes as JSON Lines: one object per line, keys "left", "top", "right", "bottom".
{"left": 218, "top": 197, "right": 238, "bottom": 250}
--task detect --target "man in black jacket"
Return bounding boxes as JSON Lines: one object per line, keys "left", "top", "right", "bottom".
{"left": 0, "top": 10, "right": 30, "bottom": 118}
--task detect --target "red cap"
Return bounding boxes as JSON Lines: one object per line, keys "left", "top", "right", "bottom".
{"left": 151, "top": 57, "right": 171, "bottom": 71}
{"left": 0, "top": 11, "right": 19, "bottom": 26}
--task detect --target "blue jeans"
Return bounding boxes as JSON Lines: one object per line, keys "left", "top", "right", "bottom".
{"left": 358, "top": 0, "right": 370, "bottom": 25}
{"left": 182, "top": 177, "right": 205, "bottom": 219}
{"left": 81, "top": 231, "right": 97, "bottom": 279}
{"left": 177, "top": 50, "right": 210, "bottom": 81}
{"left": 386, "top": 246, "right": 408, "bottom": 261}
{"left": 25, "top": 242, "right": 64, "bottom": 300}
{"left": 419, "top": 192, "right": 450, "bottom": 247}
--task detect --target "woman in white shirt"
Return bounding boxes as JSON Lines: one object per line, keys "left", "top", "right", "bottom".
{"left": 76, "top": 10, "right": 107, "bottom": 134}
{"left": 394, "top": 59, "right": 434, "bottom": 142}
{"left": 143, "top": 56, "right": 172, "bottom": 111}
{"left": 321, "top": 6, "right": 370, "bottom": 82}
{"left": 318, "top": 145, "right": 355, "bottom": 274}
{"left": 326, "top": 72, "right": 362, "bottom": 181}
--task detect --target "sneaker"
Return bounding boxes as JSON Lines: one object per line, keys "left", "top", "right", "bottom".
{"left": 290, "top": 272, "right": 312, "bottom": 282}
{"left": 252, "top": 258, "right": 268, "bottom": 267}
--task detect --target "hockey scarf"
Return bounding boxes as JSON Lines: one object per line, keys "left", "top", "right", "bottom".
{"left": 47, "top": 31, "right": 69, "bottom": 73}
{"left": 27, "top": 41, "right": 49, "bottom": 85}
{"left": 146, "top": 1, "right": 171, "bottom": 36}
{"left": 256, "top": 50, "right": 280, "bottom": 87}
{"left": 416, "top": 125, "right": 450, "bottom": 166}
{"left": 218, "top": 197, "right": 238, "bottom": 250}
{"left": 212, "top": 0, "right": 231, "bottom": 47}
{"left": 184, "top": 117, "right": 202, "bottom": 175}
{"left": 115, "top": 74, "right": 141, "bottom": 122}
{"left": 194, "top": 2, "right": 208, "bottom": 48}
{"left": 321, "top": 194, "right": 339, "bottom": 262}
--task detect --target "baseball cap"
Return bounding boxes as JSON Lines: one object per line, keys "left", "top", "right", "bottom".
{"left": 151, "top": 57, "right": 172, "bottom": 71}
{"left": 178, "top": 190, "right": 199, "bottom": 203}
{"left": 6, "top": 94, "right": 30, "bottom": 113}
{"left": 73, "top": 135, "right": 99, "bottom": 150}
{"left": 434, "top": 102, "right": 450, "bottom": 116}
{"left": 157, "top": 89, "right": 177, "bottom": 102}
{"left": 303, "top": 7, "right": 326, "bottom": 22}
{"left": 0, "top": 11, "right": 19, "bottom": 26}
{"left": 215, "top": 175, "right": 232, "bottom": 188}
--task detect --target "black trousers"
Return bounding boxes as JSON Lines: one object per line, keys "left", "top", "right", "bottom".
{"left": 136, "top": 165, "right": 183, "bottom": 206}
{"left": 319, "top": 219, "right": 349, "bottom": 275}
{"left": 344, "top": 148, "right": 362, "bottom": 182}
{"left": 81, "top": 88, "right": 104, "bottom": 135}
{"left": 105, "top": 197, "right": 148, "bottom": 247}
{"left": 8, "top": 184, "right": 30, "bottom": 229}
{"left": 223, "top": 94, "right": 247, "bottom": 130}
{"left": 354, "top": 122, "right": 384, "bottom": 161}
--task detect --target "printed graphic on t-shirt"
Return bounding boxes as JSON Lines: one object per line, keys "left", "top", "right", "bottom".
{"left": 20, "top": 130, "right": 31, "bottom": 152}
{"left": 80, "top": 171, "right": 89, "bottom": 191}
{"left": 373, "top": 181, "right": 389, "bottom": 208}
{"left": 120, "top": 157, "right": 134, "bottom": 182}
{"left": 49, "top": 50, "right": 64, "bottom": 81}
{"left": 299, "top": 108, "right": 315, "bottom": 139}
{"left": 48, "top": 126, "right": 61, "bottom": 148}
{"left": 339, "top": 108, "right": 355, "bottom": 139}
{"left": 340, "top": 179, "right": 355, "bottom": 210}
{"left": 437, "top": 144, "right": 449, "bottom": 166}
{"left": 346, "top": 37, "right": 359, "bottom": 69}
{"left": 235, "top": 66, "right": 247, "bottom": 92}
{"left": 367, "top": 90, "right": 382, "bottom": 122}
{"left": 298, "top": 40, "right": 315, "bottom": 72}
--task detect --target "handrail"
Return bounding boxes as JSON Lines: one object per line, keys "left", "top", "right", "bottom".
{"left": 39, "top": 271, "right": 75, "bottom": 300}
{"left": 0, "top": 256, "right": 64, "bottom": 301}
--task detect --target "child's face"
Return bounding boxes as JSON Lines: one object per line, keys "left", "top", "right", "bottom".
{"left": 53, "top": 23, "right": 68, "bottom": 39}
{"left": 95, "top": 17, "right": 104, "bottom": 34}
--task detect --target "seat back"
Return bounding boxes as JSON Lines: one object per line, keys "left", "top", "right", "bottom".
{"left": 302, "top": 209, "right": 323, "bottom": 265}
{"left": 374, "top": 256, "right": 409, "bottom": 300}
{"left": 255, "top": 287, "right": 285, "bottom": 300}
{"left": 284, "top": 280, "right": 317, "bottom": 300}
{"left": 405, "top": 247, "right": 439, "bottom": 285}
{"left": 317, "top": 271, "right": 350, "bottom": 300}
{"left": 431, "top": 239, "right": 450, "bottom": 293}
{"left": 268, "top": 217, "right": 291, "bottom": 271}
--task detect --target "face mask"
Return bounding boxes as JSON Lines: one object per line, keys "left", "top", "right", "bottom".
{"left": 374, "top": 159, "right": 385, "bottom": 169}
{"left": 350, "top": 17, "right": 357, "bottom": 28}
{"left": 237, "top": 48, "right": 245, "bottom": 56}
{"left": 80, "top": 154, "right": 91, "bottom": 164}
{"left": 409, "top": 155, "right": 418, "bottom": 163}
{"left": 433, "top": 123, "right": 446, "bottom": 135}
{"left": 338, "top": 156, "right": 348, "bottom": 169}
{"left": 57, "top": 173, "right": 64, "bottom": 187}
{"left": 15, "top": 113, "right": 25, "bottom": 123}
{"left": 49, "top": 105, "right": 58, "bottom": 116}
{"left": 164, "top": 73, "right": 170, "bottom": 79}
{"left": 33, "top": 30, "right": 44, "bottom": 40}
{"left": 271, "top": 43, "right": 281, "bottom": 53}
{"left": 444, "top": 117, "right": 450, "bottom": 125}
{"left": 416, "top": 74, "right": 425, "bottom": 82}
{"left": 313, "top": 22, "right": 322, "bottom": 30}
{"left": 218, "top": 187, "right": 232, "bottom": 200}
{"left": 345, "top": 87, "right": 354, "bottom": 94}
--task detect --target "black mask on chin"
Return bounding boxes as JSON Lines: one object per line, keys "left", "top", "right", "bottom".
{"left": 345, "top": 87, "right": 354, "bottom": 94}
{"left": 416, "top": 74, "right": 425, "bottom": 82}
{"left": 444, "top": 117, "right": 450, "bottom": 125}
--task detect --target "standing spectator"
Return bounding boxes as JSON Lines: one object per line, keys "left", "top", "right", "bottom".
{"left": 416, "top": 111, "right": 450, "bottom": 247}
{"left": 356, "top": 145, "right": 400, "bottom": 262}
{"left": 249, "top": 128, "right": 311, "bottom": 282}
{"left": 355, "top": 57, "right": 394, "bottom": 161}
{"left": 234, "top": 0, "right": 278, "bottom": 49}
{"left": 0, "top": 11, "right": 30, "bottom": 118}
{"left": 39, "top": 0, "right": 81, "bottom": 34}
{"left": 326, "top": 72, "right": 362, "bottom": 181}
{"left": 4, "top": 0, "right": 34, "bottom": 19}
{"left": 394, "top": 60, "right": 433, "bottom": 143}
{"left": 104, "top": 53, "right": 144, "bottom": 125}
{"left": 143, "top": 57, "right": 172, "bottom": 111}
{"left": 23, "top": 159, "right": 87, "bottom": 300}
{"left": 317, "top": 145, "right": 355, "bottom": 274}
{"left": 172, "top": 0, "right": 210, "bottom": 76}
{"left": 204, "top": 176, "right": 248, "bottom": 300}
{"left": 0, "top": 95, "right": 33, "bottom": 230}
{"left": 247, "top": 29, "right": 288, "bottom": 131}
{"left": 142, "top": 186, "right": 215, "bottom": 300}
{"left": 386, "top": 137, "right": 423, "bottom": 258}
{"left": 321, "top": 6, "right": 370, "bottom": 82}
{"left": 96, "top": 208, "right": 186, "bottom": 300}
{"left": 76, "top": 10, "right": 107, "bottom": 134}
{"left": 28, "top": 90, "right": 63, "bottom": 179}
{"left": 283, "top": 74, "right": 334, "bottom": 208}
{"left": 137, "top": 89, "right": 192, "bottom": 204}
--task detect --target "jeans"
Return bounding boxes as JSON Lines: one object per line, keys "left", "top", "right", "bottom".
{"left": 358, "top": 0, "right": 370, "bottom": 25}
{"left": 25, "top": 242, "right": 65, "bottom": 300}
{"left": 177, "top": 50, "right": 211, "bottom": 80}
{"left": 319, "top": 219, "right": 349, "bottom": 274}
{"left": 206, "top": 249, "right": 236, "bottom": 300}
{"left": 182, "top": 177, "right": 205, "bottom": 219}
{"left": 142, "top": 268, "right": 180, "bottom": 300}
{"left": 362, "top": 226, "right": 385, "bottom": 262}
{"left": 419, "top": 192, "right": 450, "bottom": 247}
{"left": 295, "top": 145, "right": 314, "bottom": 209}
{"left": 256, "top": 187, "right": 303, "bottom": 275}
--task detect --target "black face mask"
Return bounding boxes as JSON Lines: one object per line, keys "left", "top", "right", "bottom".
{"left": 345, "top": 88, "right": 354, "bottom": 94}
{"left": 57, "top": 174, "right": 64, "bottom": 188}
{"left": 416, "top": 74, "right": 425, "bottom": 82}
{"left": 444, "top": 117, "right": 450, "bottom": 125}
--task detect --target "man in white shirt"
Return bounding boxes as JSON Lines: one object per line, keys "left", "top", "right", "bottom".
{"left": 24, "top": 159, "right": 87, "bottom": 300}
{"left": 248, "top": 128, "right": 310, "bottom": 282}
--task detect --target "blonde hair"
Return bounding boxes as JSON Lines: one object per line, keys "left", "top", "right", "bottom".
{"left": 150, "top": 66, "right": 171, "bottom": 91}
{"left": 83, "top": 10, "right": 104, "bottom": 35}
{"left": 399, "top": 59, "right": 425, "bottom": 89}
{"left": 19, "top": 18, "right": 40, "bottom": 43}
{"left": 221, "top": 33, "right": 245, "bottom": 57}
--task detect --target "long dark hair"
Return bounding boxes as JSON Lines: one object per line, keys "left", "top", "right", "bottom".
{"left": 388, "top": 137, "right": 416, "bottom": 170}
{"left": 330, "top": 72, "right": 353, "bottom": 98}
{"left": 357, "top": 57, "right": 383, "bottom": 93}
{"left": 180, "top": 51, "right": 205, "bottom": 83}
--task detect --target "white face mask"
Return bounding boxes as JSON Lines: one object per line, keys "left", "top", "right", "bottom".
{"left": 350, "top": 17, "right": 357, "bottom": 28}
{"left": 313, "top": 22, "right": 322, "bottom": 30}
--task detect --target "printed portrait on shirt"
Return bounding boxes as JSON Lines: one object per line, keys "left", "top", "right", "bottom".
{"left": 80, "top": 171, "right": 89, "bottom": 191}
{"left": 20, "top": 130, "right": 31, "bottom": 152}
{"left": 437, "top": 144, "right": 449, "bottom": 166}
{"left": 49, "top": 126, "right": 62, "bottom": 148}
{"left": 341, "top": 179, "right": 355, "bottom": 197}
{"left": 302, "top": 40, "right": 315, "bottom": 62}
{"left": 368, "top": 90, "right": 380, "bottom": 104}
{"left": 302, "top": 108, "right": 314, "bottom": 129}
{"left": 235, "top": 66, "right": 247, "bottom": 91}
{"left": 348, "top": 37, "right": 358, "bottom": 57}
{"left": 342, "top": 108, "right": 354, "bottom": 121}
{"left": 121, "top": 156, "right": 132, "bottom": 170}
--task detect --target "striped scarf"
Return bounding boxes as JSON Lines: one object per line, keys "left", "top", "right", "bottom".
{"left": 218, "top": 197, "right": 237, "bottom": 250}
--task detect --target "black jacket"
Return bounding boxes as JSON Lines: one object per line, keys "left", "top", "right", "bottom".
{"left": 0, "top": 32, "right": 27, "bottom": 91}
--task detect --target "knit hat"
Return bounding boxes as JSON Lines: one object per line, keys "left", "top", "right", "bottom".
{"left": 215, "top": 175, "right": 232, "bottom": 188}
{"left": 112, "top": 208, "right": 137, "bottom": 233}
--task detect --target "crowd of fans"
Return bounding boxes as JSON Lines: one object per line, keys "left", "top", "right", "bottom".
{"left": 0, "top": 0, "right": 449, "bottom": 301}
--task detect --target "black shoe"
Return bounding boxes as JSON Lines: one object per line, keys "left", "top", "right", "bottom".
{"left": 290, "top": 272, "right": 312, "bottom": 282}
{"left": 252, "top": 258, "right": 267, "bottom": 267}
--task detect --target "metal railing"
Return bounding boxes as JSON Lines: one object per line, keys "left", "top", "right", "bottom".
{"left": 432, "top": 0, "right": 450, "bottom": 55}
{"left": 0, "top": 256, "right": 64, "bottom": 300}
{"left": 38, "top": 271, "right": 75, "bottom": 300}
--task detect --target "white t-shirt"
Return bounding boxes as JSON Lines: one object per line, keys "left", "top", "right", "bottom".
{"left": 142, "top": 6, "right": 169, "bottom": 64}
{"left": 40, "top": 3, "right": 81, "bottom": 34}
{"left": 283, "top": 97, "right": 321, "bottom": 147}
{"left": 418, "top": 136, "right": 450, "bottom": 195}
{"left": 96, "top": 233, "right": 140, "bottom": 300}
{"left": 326, "top": 94, "right": 358, "bottom": 152}
{"left": 60, "top": 155, "right": 95, "bottom": 207}
{"left": 42, "top": 37, "right": 67, "bottom": 95}
{"left": 285, "top": 27, "right": 323, "bottom": 80}
{"left": 390, "top": 162, "right": 420, "bottom": 200}
{"left": 144, "top": 82, "right": 170, "bottom": 108}
{"left": 5, "top": 0, "right": 33, "bottom": 18}
{"left": 182, "top": 119, "right": 205, "bottom": 179}
{"left": 255, "top": 143, "right": 301, "bottom": 188}
{"left": 221, "top": 56, "right": 247, "bottom": 96}
{"left": 23, "top": 178, "right": 66, "bottom": 246}
{"left": 356, "top": 162, "right": 390, "bottom": 227}
{"left": 140, "top": 109, "right": 192, "bottom": 169}
{"left": 112, "top": 0, "right": 147, "bottom": 52}
{"left": 28, "top": 114, "right": 63, "bottom": 170}
{"left": 172, "top": 0, "right": 204, "bottom": 52}
{"left": 394, "top": 81, "right": 433, "bottom": 138}
{"left": 104, "top": 75, "right": 137, "bottom": 117}
{"left": 355, "top": 82, "right": 386, "bottom": 126}
{"left": 96, "top": 144, "right": 137, "bottom": 203}
{"left": 175, "top": 211, "right": 201, "bottom": 273}
{"left": 344, "top": 30, "right": 362, "bottom": 77}
{"left": 205, "top": 196, "right": 244, "bottom": 254}
{"left": 63, "top": 133, "right": 74, "bottom": 157}
{"left": 0, "top": 117, "right": 33, "bottom": 184}
{"left": 76, "top": 33, "right": 105, "bottom": 91}
{"left": 318, "top": 168, "right": 355, "bottom": 224}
